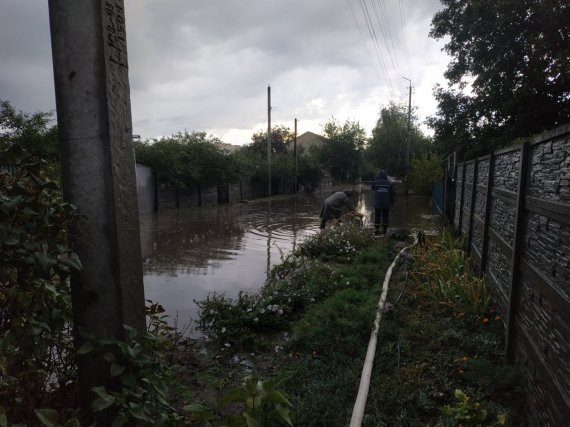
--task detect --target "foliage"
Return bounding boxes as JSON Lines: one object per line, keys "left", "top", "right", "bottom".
{"left": 440, "top": 389, "right": 506, "bottom": 427}
{"left": 79, "top": 302, "right": 189, "bottom": 426}
{"left": 247, "top": 125, "right": 295, "bottom": 157}
{"left": 293, "top": 222, "right": 378, "bottom": 261}
{"left": 0, "top": 100, "right": 59, "bottom": 163}
{"left": 135, "top": 131, "right": 239, "bottom": 189}
{"left": 187, "top": 373, "right": 293, "bottom": 426}
{"left": 367, "top": 102, "right": 433, "bottom": 177}
{"left": 316, "top": 119, "right": 366, "bottom": 181}
{"left": 1, "top": 143, "right": 194, "bottom": 426}
{"left": 195, "top": 260, "right": 342, "bottom": 351}
{"left": 0, "top": 144, "right": 81, "bottom": 424}
{"left": 411, "top": 229, "right": 492, "bottom": 315}
{"left": 281, "top": 288, "right": 381, "bottom": 426}
{"left": 408, "top": 153, "right": 444, "bottom": 195}
{"left": 428, "top": 0, "right": 570, "bottom": 157}
{"left": 236, "top": 125, "right": 322, "bottom": 192}
{"left": 295, "top": 150, "right": 322, "bottom": 191}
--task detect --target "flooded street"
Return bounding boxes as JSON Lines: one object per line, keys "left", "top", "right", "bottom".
{"left": 139, "top": 187, "right": 440, "bottom": 330}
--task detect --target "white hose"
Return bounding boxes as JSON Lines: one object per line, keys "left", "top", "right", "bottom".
{"left": 349, "top": 233, "right": 419, "bottom": 427}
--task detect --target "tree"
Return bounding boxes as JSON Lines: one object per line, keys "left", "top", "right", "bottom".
{"left": 296, "top": 147, "right": 322, "bottom": 191}
{"left": 429, "top": 0, "right": 570, "bottom": 156}
{"left": 367, "top": 102, "right": 432, "bottom": 177}
{"left": 407, "top": 153, "right": 443, "bottom": 195}
{"left": 0, "top": 100, "right": 58, "bottom": 162}
{"left": 426, "top": 87, "right": 479, "bottom": 158}
{"left": 134, "top": 132, "right": 237, "bottom": 189}
{"left": 248, "top": 125, "right": 294, "bottom": 157}
{"left": 317, "top": 119, "right": 366, "bottom": 182}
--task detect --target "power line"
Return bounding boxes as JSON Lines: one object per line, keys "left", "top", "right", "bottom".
{"left": 358, "top": 0, "right": 394, "bottom": 90}
{"left": 346, "top": 0, "right": 384, "bottom": 83}
{"left": 398, "top": 0, "right": 412, "bottom": 79}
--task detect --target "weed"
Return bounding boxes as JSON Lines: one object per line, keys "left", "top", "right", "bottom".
{"left": 412, "top": 229, "right": 492, "bottom": 315}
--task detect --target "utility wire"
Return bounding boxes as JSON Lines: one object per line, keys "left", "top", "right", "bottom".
{"left": 398, "top": 0, "right": 413, "bottom": 79}
{"left": 347, "top": 0, "right": 384, "bottom": 83}
{"left": 357, "top": 0, "right": 394, "bottom": 90}
{"left": 370, "top": 0, "right": 401, "bottom": 81}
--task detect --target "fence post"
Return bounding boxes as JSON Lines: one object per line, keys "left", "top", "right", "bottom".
{"left": 458, "top": 162, "right": 466, "bottom": 232}
{"left": 505, "top": 142, "right": 529, "bottom": 360}
{"left": 480, "top": 153, "right": 494, "bottom": 276}
{"left": 467, "top": 159, "right": 478, "bottom": 253}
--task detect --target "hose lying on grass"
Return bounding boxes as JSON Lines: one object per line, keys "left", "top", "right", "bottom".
{"left": 349, "top": 232, "right": 419, "bottom": 427}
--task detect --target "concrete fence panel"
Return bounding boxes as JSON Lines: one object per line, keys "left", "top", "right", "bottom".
{"left": 447, "top": 123, "right": 570, "bottom": 426}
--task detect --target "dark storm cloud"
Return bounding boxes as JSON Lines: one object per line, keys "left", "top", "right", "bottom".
{"left": 0, "top": 0, "right": 448, "bottom": 144}
{"left": 0, "top": 1, "right": 55, "bottom": 113}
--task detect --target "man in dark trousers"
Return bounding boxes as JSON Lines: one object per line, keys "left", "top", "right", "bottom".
{"left": 371, "top": 170, "right": 395, "bottom": 235}
{"left": 319, "top": 189, "right": 358, "bottom": 230}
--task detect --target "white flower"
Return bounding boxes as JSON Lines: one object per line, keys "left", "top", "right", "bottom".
{"left": 310, "top": 297, "right": 315, "bottom": 303}
{"left": 209, "top": 309, "right": 216, "bottom": 315}
{"left": 224, "top": 342, "right": 231, "bottom": 348}
{"left": 260, "top": 308, "right": 265, "bottom": 314}
{"left": 278, "top": 309, "right": 283, "bottom": 315}
{"left": 254, "top": 317, "right": 259, "bottom": 322}
{"left": 221, "top": 327, "right": 226, "bottom": 333}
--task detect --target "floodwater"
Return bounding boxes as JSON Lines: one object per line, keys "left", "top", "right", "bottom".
{"left": 139, "top": 187, "right": 440, "bottom": 330}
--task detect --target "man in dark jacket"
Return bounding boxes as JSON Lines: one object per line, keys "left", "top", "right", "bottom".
{"left": 371, "top": 170, "right": 395, "bottom": 235}
{"left": 319, "top": 189, "right": 358, "bottom": 230}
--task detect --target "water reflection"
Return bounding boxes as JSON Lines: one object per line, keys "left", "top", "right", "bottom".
{"left": 139, "top": 188, "right": 440, "bottom": 329}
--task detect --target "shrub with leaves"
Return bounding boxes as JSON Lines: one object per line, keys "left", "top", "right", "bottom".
{"left": 0, "top": 145, "right": 81, "bottom": 423}
{"left": 411, "top": 229, "right": 492, "bottom": 315}
{"left": 188, "top": 373, "right": 293, "bottom": 426}
{"left": 293, "top": 222, "right": 379, "bottom": 261}
{"left": 440, "top": 389, "right": 507, "bottom": 427}
{"left": 77, "top": 302, "right": 189, "bottom": 426}
{"left": 195, "top": 258, "right": 349, "bottom": 350}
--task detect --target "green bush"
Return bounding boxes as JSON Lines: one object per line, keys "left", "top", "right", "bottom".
{"left": 407, "top": 153, "right": 443, "bottom": 195}
{"left": 412, "top": 229, "right": 492, "bottom": 315}
{"left": 0, "top": 145, "right": 81, "bottom": 424}
{"left": 294, "top": 222, "right": 379, "bottom": 261}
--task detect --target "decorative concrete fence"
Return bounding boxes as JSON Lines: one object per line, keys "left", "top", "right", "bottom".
{"left": 447, "top": 123, "right": 570, "bottom": 426}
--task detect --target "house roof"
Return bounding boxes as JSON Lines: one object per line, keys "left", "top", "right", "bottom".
{"left": 296, "top": 131, "right": 327, "bottom": 152}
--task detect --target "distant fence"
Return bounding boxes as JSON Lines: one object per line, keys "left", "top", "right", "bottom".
{"left": 445, "top": 123, "right": 570, "bottom": 426}
{"left": 135, "top": 167, "right": 334, "bottom": 212}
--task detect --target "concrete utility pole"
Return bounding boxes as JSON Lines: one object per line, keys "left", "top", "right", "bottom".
{"left": 294, "top": 118, "right": 298, "bottom": 193}
{"left": 267, "top": 85, "right": 272, "bottom": 197}
{"left": 403, "top": 77, "right": 412, "bottom": 176}
{"left": 48, "top": 0, "right": 145, "bottom": 415}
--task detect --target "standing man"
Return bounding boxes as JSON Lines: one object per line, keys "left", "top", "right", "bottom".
{"left": 319, "top": 189, "right": 359, "bottom": 230}
{"left": 371, "top": 170, "right": 395, "bottom": 235}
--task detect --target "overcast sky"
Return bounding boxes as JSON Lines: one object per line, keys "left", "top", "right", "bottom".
{"left": 0, "top": 0, "right": 450, "bottom": 145}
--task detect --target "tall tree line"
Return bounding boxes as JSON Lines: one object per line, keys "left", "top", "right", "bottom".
{"left": 428, "top": 0, "right": 570, "bottom": 158}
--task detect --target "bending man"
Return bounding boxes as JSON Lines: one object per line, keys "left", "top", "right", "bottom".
{"left": 319, "top": 189, "right": 359, "bottom": 230}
